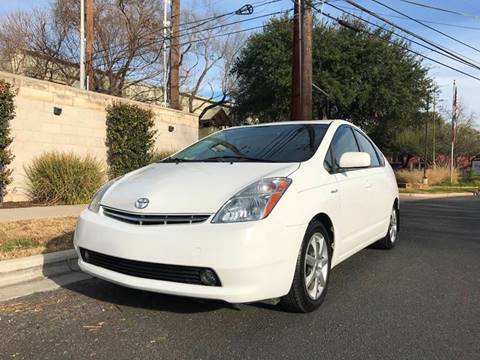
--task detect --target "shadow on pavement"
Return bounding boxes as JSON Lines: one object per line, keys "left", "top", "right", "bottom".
{"left": 60, "top": 276, "right": 239, "bottom": 314}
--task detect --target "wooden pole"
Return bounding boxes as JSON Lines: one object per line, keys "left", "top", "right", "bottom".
{"left": 85, "top": 0, "right": 94, "bottom": 90}
{"left": 291, "top": 0, "right": 302, "bottom": 120}
{"left": 169, "top": 0, "right": 181, "bottom": 110}
{"left": 301, "top": 1, "right": 313, "bottom": 120}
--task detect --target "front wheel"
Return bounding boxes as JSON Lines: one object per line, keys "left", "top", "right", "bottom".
{"left": 373, "top": 207, "right": 398, "bottom": 249}
{"left": 280, "top": 220, "right": 332, "bottom": 313}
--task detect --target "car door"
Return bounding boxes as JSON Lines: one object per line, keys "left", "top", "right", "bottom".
{"left": 327, "top": 125, "right": 373, "bottom": 258}
{"left": 353, "top": 129, "right": 391, "bottom": 238}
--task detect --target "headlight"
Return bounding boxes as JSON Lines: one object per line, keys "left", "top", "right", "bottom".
{"left": 88, "top": 178, "right": 119, "bottom": 213}
{"left": 212, "top": 177, "right": 292, "bottom": 223}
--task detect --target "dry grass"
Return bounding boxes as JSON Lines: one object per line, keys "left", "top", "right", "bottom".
{"left": 396, "top": 166, "right": 460, "bottom": 186}
{"left": 0, "top": 217, "right": 76, "bottom": 260}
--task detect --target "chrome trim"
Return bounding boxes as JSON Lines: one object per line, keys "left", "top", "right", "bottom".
{"left": 101, "top": 206, "right": 212, "bottom": 225}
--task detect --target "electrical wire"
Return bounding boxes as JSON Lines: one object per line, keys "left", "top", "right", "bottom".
{"left": 369, "top": 0, "right": 480, "bottom": 54}
{"left": 341, "top": 0, "right": 480, "bottom": 69}
{"left": 306, "top": 1, "right": 480, "bottom": 81}
{"left": 325, "top": 2, "right": 480, "bottom": 71}
{"left": 399, "top": 0, "right": 480, "bottom": 20}
{"left": 335, "top": 4, "right": 480, "bottom": 31}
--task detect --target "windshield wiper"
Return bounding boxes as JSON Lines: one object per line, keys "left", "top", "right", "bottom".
{"left": 202, "top": 155, "right": 276, "bottom": 163}
{"left": 162, "top": 157, "right": 198, "bottom": 163}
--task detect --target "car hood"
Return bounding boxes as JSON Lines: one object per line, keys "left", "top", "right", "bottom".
{"left": 101, "top": 162, "right": 300, "bottom": 213}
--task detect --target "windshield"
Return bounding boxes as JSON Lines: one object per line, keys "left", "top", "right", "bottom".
{"left": 165, "top": 124, "right": 329, "bottom": 163}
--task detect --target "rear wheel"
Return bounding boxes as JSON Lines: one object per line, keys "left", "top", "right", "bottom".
{"left": 280, "top": 220, "right": 332, "bottom": 313}
{"left": 373, "top": 207, "right": 398, "bottom": 249}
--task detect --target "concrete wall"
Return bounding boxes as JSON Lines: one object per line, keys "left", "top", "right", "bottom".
{"left": 0, "top": 72, "right": 199, "bottom": 202}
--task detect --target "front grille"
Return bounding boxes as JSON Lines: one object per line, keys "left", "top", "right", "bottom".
{"left": 80, "top": 248, "right": 221, "bottom": 286}
{"left": 102, "top": 206, "right": 211, "bottom": 225}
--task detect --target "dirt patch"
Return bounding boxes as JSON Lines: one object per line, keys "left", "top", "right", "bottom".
{"left": 0, "top": 217, "right": 77, "bottom": 260}
{"left": 0, "top": 201, "right": 49, "bottom": 209}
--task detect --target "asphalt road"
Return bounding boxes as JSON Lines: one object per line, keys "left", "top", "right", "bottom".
{"left": 1, "top": 196, "right": 479, "bottom": 360}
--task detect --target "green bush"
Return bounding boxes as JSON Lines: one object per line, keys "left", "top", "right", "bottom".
{"left": 0, "top": 80, "right": 15, "bottom": 202}
{"left": 149, "top": 150, "right": 175, "bottom": 163}
{"left": 25, "top": 152, "right": 105, "bottom": 205}
{"left": 105, "top": 102, "right": 156, "bottom": 178}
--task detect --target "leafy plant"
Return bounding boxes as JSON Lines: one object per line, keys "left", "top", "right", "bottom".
{"left": 24, "top": 152, "right": 105, "bottom": 205}
{"left": 149, "top": 150, "right": 175, "bottom": 163}
{"left": 105, "top": 102, "right": 157, "bottom": 178}
{"left": 0, "top": 80, "right": 15, "bottom": 202}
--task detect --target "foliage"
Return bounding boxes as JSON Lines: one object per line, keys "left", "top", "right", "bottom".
{"left": 460, "top": 170, "right": 480, "bottom": 186}
{"left": 106, "top": 102, "right": 156, "bottom": 178}
{"left": 0, "top": 79, "right": 15, "bottom": 202}
{"left": 395, "top": 166, "right": 459, "bottom": 186}
{"left": 149, "top": 150, "right": 175, "bottom": 163}
{"left": 24, "top": 152, "right": 105, "bottom": 205}
{"left": 231, "top": 18, "right": 433, "bottom": 151}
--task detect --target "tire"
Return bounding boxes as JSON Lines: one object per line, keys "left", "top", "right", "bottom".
{"left": 373, "top": 206, "right": 399, "bottom": 250}
{"left": 280, "top": 220, "right": 332, "bottom": 313}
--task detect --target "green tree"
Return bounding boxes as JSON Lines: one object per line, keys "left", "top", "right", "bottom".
{"left": 105, "top": 103, "right": 156, "bottom": 178}
{"left": 231, "top": 18, "right": 433, "bottom": 151}
{"left": 0, "top": 80, "right": 15, "bottom": 202}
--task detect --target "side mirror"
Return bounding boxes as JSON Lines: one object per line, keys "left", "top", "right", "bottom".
{"left": 339, "top": 152, "right": 371, "bottom": 169}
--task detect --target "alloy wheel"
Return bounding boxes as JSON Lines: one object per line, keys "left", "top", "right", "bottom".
{"left": 304, "top": 232, "right": 329, "bottom": 300}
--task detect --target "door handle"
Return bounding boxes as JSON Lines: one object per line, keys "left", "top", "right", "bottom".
{"left": 365, "top": 182, "right": 372, "bottom": 189}
{"left": 330, "top": 189, "right": 338, "bottom": 194}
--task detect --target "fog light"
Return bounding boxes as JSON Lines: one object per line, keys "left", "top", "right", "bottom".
{"left": 200, "top": 269, "right": 218, "bottom": 286}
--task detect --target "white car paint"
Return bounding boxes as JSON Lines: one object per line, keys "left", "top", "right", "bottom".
{"left": 74, "top": 120, "right": 399, "bottom": 304}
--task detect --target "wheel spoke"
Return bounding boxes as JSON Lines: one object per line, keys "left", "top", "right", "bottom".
{"left": 306, "top": 254, "right": 316, "bottom": 267}
{"left": 318, "top": 269, "right": 326, "bottom": 287}
{"left": 305, "top": 271, "right": 315, "bottom": 288}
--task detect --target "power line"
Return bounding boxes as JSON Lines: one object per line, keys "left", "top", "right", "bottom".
{"left": 326, "top": 2, "right": 480, "bottom": 72}
{"left": 176, "top": 9, "right": 291, "bottom": 40}
{"left": 399, "top": 0, "right": 480, "bottom": 20}
{"left": 341, "top": 0, "right": 480, "bottom": 69}
{"left": 91, "top": 4, "right": 290, "bottom": 60}
{"left": 306, "top": 1, "right": 480, "bottom": 81}
{"left": 336, "top": 4, "right": 480, "bottom": 31}
{"left": 370, "top": 0, "right": 480, "bottom": 54}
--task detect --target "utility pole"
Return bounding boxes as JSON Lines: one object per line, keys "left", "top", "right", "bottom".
{"left": 291, "top": 0, "right": 313, "bottom": 120}
{"left": 291, "top": 0, "right": 302, "bottom": 120}
{"left": 85, "top": 0, "right": 94, "bottom": 91}
{"left": 301, "top": 1, "right": 313, "bottom": 120}
{"left": 432, "top": 95, "right": 436, "bottom": 168}
{"left": 163, "top": 0, "right": 170, "bottom": 106}
{"left": 423, "top": 96, "right": 429, "bottom": 185}
{"left": 169, "top": 0, "right": 181, "bottom": 110}
{"left": 80, "top": 0, "right": 86, "bottom": 90}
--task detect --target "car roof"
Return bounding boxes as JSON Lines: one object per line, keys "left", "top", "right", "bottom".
{"left": 227, "top": 119, "right": 349, "bottom": 129}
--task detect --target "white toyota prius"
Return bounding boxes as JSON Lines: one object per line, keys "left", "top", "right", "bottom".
{"left": 75, "top": 120, "right": 399, "bottom": 312}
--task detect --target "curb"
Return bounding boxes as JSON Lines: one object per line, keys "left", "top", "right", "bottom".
{"left": 400, "top": 192, "right": 476, "bottom": 199}
{"left": 0, "top": 204, "right": 86, "bottom": 222}
{"left": 0, "top": 249, "right": 91, "bottom": 302}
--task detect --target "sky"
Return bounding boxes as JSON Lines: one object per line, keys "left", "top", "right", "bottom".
{"left": 1, "top": 0, "right": 479, "bottom": 125}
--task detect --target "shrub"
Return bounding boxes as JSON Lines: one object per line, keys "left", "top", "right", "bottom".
{"left": 25, "top": 152, "right": 105, "bottom": 205}
{"left": 105, "top": 102, "right": 156, "bottom": 178}
{"left": 149, "top": 150, "right": 175, "bottom": 163}
{"left": 396, "top": 166, "right": 459, "bottom": 186}
{"left": 0, "top": 80, "right": 15, "bottom": 202}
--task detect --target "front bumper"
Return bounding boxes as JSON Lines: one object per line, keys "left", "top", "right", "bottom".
{"left": 74, "top": 209, "right": 306, "bottom": 303}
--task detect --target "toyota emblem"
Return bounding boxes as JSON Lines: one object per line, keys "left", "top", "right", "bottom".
{"left": 135, "top": 198, "right": 150, "bottom": 209}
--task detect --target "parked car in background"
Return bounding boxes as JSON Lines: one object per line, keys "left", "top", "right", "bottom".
{"left": 74, "top": 120, "right": 399, "bottom": 313}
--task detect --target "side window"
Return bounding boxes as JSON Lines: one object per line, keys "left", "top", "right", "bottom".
{"left": 353, "top": 130, "right": 380, "bottom": 167}
{"left": 331, "top": 126, "right": 359, "bottom": 169}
